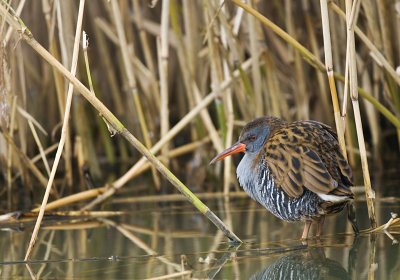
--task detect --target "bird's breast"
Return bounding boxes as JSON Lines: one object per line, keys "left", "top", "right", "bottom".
{"left": 236, "top": 154, "right": 323, "bottom": 221}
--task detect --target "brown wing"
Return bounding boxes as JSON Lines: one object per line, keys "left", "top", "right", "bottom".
{"left": 264, "top": 121, "right": 353, "bottom": 198}
{"left": 297, "top": 121, "right": 353, "bottom": 186}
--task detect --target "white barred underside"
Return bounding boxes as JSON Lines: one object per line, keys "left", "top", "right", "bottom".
{"left": 237, "top": 153, "right": 325, "bottom": 221}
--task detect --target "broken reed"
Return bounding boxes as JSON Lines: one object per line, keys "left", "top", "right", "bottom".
{"left": 1, "top": 1, "right": 399, "bottom": 229}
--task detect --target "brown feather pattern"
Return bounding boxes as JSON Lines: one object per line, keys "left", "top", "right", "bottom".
{"left": 264, "top": 120, "right": 353, "bottom": 199}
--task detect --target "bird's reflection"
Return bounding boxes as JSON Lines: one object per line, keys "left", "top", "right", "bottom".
{"left": 250, "top": 238, "right": 359, "bottom": 280}
{"left": 250, "top": 248, "right": 349, "bottom": 280}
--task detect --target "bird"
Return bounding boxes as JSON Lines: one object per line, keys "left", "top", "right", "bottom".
{"left": 210, "top": 116, "right": 359, "bottom": 239}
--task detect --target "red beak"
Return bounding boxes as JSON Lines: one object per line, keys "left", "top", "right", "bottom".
{"left": 209, "top": 142, "right": 246, "bottom": 164}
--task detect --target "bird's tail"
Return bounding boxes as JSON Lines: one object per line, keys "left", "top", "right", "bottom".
{"left": 347, "top": 201, "right": 359, "bottom": 235}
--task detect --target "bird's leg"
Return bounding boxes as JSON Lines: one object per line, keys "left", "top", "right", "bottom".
{"left": 302, "top": 220, "right": 312, "bottom": 239}
{"left": 316, "top": 216, "right": 325, "bottom": 237}
{"left": 347, "top": 202, "right": 359, "bottom": 234}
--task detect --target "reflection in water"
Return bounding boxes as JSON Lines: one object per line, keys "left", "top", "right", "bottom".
{"left": 249, "top": 247, "right": 350, "bottom": 280}
{"left": 0, "top": 197, "right": 399, "bottom": 279}
{"left": 204, "top": 238, "right": 362, "bottom": 280}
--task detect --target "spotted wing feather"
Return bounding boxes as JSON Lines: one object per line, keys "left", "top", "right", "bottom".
{"left": 264, "top": 121, "right": 353, "bottom": 198}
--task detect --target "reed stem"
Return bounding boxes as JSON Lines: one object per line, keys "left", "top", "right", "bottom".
{"left": 0, "top": 2, "right": 242, "bottom": 244}
{"left": 345, "top": 0, "right": 376, "bottom": 228}
{"left": 23, "top": 0, "right": 86, "bottom": 260}
{"left": 319, "top": 0, "right": 347, "bottom": 158}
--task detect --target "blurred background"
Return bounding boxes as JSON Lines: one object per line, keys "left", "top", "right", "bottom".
{"left": 0, "top": 0, "right": 399, "bottom": 215}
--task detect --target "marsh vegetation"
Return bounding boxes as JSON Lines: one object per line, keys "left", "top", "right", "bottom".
{"left": 1, "top": 0, "right": 400, "bottom": 278}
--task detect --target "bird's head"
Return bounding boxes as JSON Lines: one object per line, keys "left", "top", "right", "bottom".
{"left": 210, "top": 116, "right": 286, "bottom": 164}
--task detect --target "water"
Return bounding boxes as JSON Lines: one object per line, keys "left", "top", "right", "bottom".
{"left": 0, "top": 193, "right": 399, "bottom": 279}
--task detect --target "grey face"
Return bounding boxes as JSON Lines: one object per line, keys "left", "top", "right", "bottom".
{"left": 239, "top": 125, "right": 270, "bottom": 153}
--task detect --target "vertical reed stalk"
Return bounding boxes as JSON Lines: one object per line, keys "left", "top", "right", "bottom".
{"left": 41, "top": 0, "right": 69, "bottom": 179}
{"left": 24, "top": 0, "right": 86, "bottom": 260}
{"left": 329, "top": 4, "right": 400, "bottom": 88}
{"left": 341, "top": 39, "right": 350, "bottom": 126}
{"left": 264, "top": 53, "right": 284, "bottom": 117}
{"left": 376, "top": 1, "right": 393, "bottom": 64}
{"left": 6, "top": 96, "right": 17, "bottom": 209}
{"left": 170, "top": 1, "right": 223, "bottom": 153}
{"left": 110, "top": 0, "right": 161, "bottom": 189}
{"left": 158, "top": 0, "right": 170, "bottom": 166}
{"left": 217, "top": 1, "right": 235, "bottom": 195}
{"left": 286, "top": 0, "right": 308, "bottom": 119}
{"left": 247, "top": 0, "right": 263, "bottom": 116}
{"left": 319, "top": 0, "right": 347, "bottom": 158}
{"left": 132, "top": 0, "right": 156, "bottom": 74}
{"left": 55, "top": 0, "right": 74, "bottom": 187}
{"left": 91, "top": 17, "right": 124, "bottom": 115}
{"left": 303, "top": 2, "right": 330, "bottom": 117}
{"left": 376, "top": 0, "right": 400, "bottom": 147}
{"left": 82, "top": 31, "right": 117, "bottom": 166}
{"left": 345, "top": 0, "right": 377, "bottom": 228}
{"left": 205, "top": 3, "right": 227, "bottom": 148}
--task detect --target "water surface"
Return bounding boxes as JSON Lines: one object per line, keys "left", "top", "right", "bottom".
{"left": 1, "top": 192, "right": 399, "bottom": 279}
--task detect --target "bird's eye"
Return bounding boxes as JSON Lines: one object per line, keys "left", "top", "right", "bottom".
{"left": 249, "top": 135, "right": 256, "bottom": 141}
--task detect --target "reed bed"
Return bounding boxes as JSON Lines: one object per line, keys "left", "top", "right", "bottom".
{"left": 1, "top": 0, "right": 400, "bottom": 259}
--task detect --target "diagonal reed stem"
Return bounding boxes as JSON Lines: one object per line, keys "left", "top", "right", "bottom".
{"left": 0, "top": 2, "right": 242, "bottom": 245}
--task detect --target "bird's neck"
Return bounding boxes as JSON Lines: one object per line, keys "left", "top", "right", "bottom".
{"left": 236, "top": 152, "right": 260, "bottom": 199}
